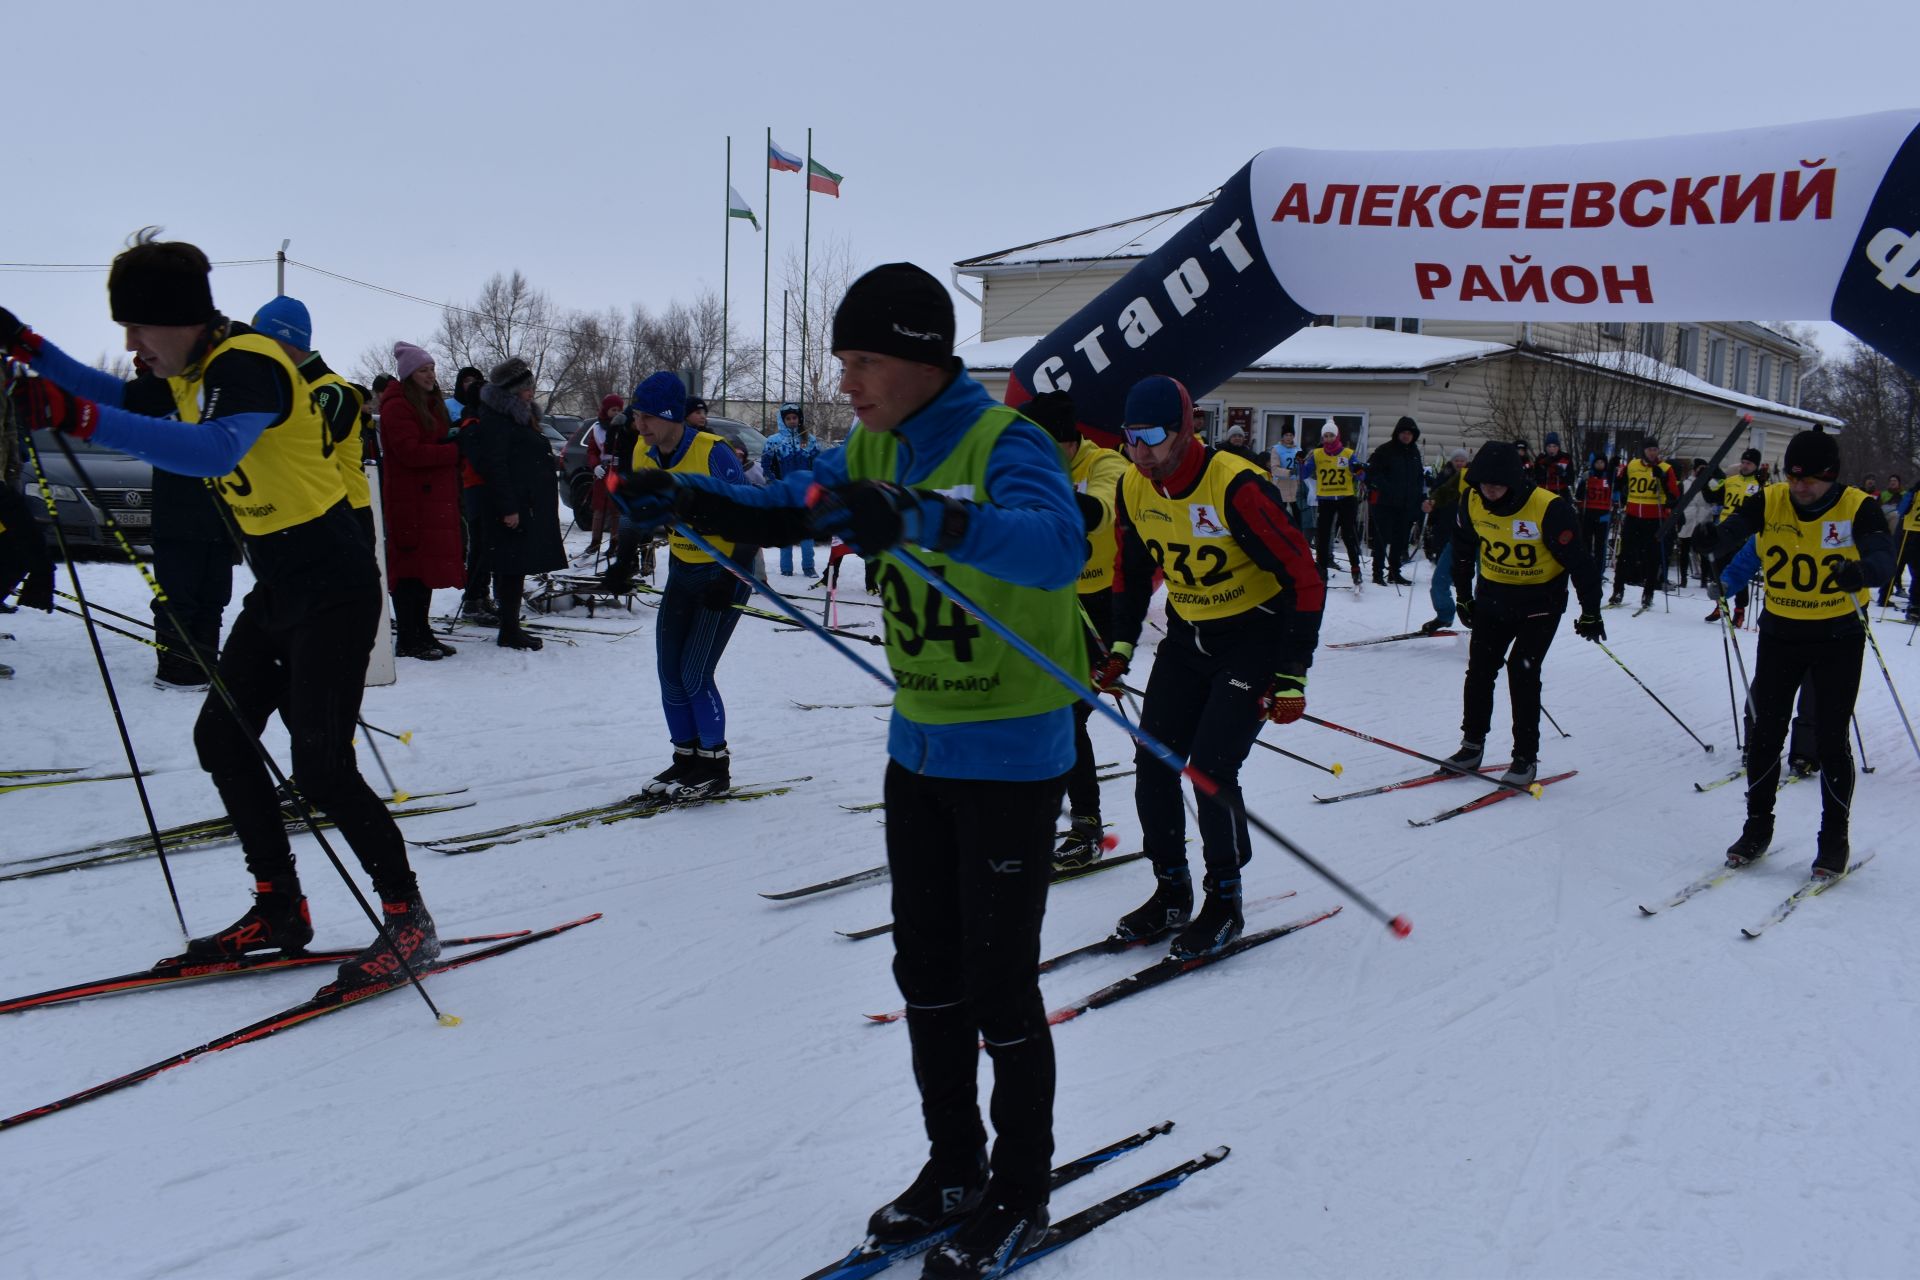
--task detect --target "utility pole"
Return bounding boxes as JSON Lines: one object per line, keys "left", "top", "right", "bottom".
{"left": 276, "top": 239, "right": 290, "bottom": 294}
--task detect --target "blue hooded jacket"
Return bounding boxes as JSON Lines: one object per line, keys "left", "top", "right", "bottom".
{"left": 761, "top": 405, "right": 820, "bottom": 482}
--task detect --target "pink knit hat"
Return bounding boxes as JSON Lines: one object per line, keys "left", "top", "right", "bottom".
{"left": 392, "top": 341, "right": 433, "bottom": 381}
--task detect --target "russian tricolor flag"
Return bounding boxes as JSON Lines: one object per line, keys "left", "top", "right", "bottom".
{"left": 768, "top": 139, "right": 803, "bottom": 173}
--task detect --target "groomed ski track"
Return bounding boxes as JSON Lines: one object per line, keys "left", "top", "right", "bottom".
{"left": 2, "top": 551, "right": 1915, "bottom": 1278}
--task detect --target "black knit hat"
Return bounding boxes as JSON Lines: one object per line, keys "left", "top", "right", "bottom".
{"left": 489, "top": 357, "right": 533, "bottom": 391}
{"left": 1023, "top": 390, "right": 1079, "bottom": 443}
{"left": 1466, "top": 440, "right": 1528, "bottom": 490}
{"left": 1782, "top": 430, "right": 1840, "bottom": 481}
{"left": 1741, "top": 447, "right": 1764, "bottom": 465}
{"left": 831, "top": 263, "right": 955, "bottom": 366}
{"left": 107, "top": 232, "right": 215, "bottom": 327}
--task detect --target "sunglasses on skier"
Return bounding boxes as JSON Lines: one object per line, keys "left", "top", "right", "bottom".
{"left": 1123, "top": 425, "right": 1171, "bottom": 447}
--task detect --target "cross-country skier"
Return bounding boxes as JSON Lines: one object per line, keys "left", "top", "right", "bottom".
{"left": 1439, "top": 441, "right": 1604, "bottom": 787}
{"left": 1609, "top": 437, "right": 1681, "bottom": 611}
{"left": 611, "top": 263, "right": 1083, "bottom": 1276}
{"left": 1095, "top": 375, "right": 1324, "bottom": 958}
{"left": 1705, "top": 447, "right": 1764, "bottom": 626}
{"left": 1310, "top": 423, "right": 1364, "bottom": 587}
{"left": 1, "top": 232, "right": 437, "bottom": 993}
{"left": 1713, "top": 429, "right": 1893, "bottom": 878}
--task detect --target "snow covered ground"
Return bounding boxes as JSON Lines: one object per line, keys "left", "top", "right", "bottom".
{"left": 3, "top": 538, "right": 1917, "bottom": 1279}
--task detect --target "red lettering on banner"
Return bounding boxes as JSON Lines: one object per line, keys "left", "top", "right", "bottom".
{"left": 1313, "top": 184, "right": 1358, "bottom": 224}
{"left": 1461, "top": 264, "right": 1500, "bottom": 301}
{"left": 1272, "top": 183, "right": 1312, "bottom": 222}
{"left": 1780, "top": 162, "right": 1834, "bottom": 220}
{"left": 1414, "top": 263, "right": 1452, "bottom": 299}
{"left": 1398, "top": 185, "right": 1439, "bottom": 227}
{"left": 1501, "top": 258, "right": 1547, "bottom": 302}
{"left": 1620, "top": 180, "right": 1666, "bottom": 228}
{"left": 1358, "top": 184, "right": 1396, "bottom": 226}
{"left": 1439, "top": 185, "right": 1481, "bottom": 229}
{"left": 1551, "top": 265, "right": 1599, "bottom": 303}
{"left": 1482, "top": 184, "right": 1524, "bottom": 229}
{"left": 1525, "top": 184, "right": 1568, "bottom": 229}
{"left": 1670, "top": 175, "right": 1720, "bottom": 225}
{"left": 1571, "top": 182, "right": 1616, "bottom": 228}
{"left": 1602, "top": 264, "right": 1654, "bottom": 304}
{"left": 1720, "top": 172, "right": 1774, "bottom": 223}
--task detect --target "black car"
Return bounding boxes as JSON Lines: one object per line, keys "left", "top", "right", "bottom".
{"left": 13, "top": 430, "right": 155, "bottom": 552}
{"left": 560, "top": 414, "right": 768, "bottom": 528}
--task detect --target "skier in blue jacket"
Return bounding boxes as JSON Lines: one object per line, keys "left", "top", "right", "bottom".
{"left": 760, "top": 403, "right": 819, "bottom": 576}
{"left": 614, "top": 263, "right": 1082, "bottom": 1276}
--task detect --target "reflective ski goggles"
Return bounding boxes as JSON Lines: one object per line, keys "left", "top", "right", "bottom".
{"left": 1123, "top": 425, "right": 1171, "bottom": 447}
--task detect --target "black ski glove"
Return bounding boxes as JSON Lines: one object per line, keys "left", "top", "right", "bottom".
{"left": 1831, "top": 561, "right": 1868, "bottom": 593}
{"left": 1456, "top": 597, "right": 1476, "bottom": 630}
{"left": 1573, "top": 608, "right": 1605, "bottom": 642}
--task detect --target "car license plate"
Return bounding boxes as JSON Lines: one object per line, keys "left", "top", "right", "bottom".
{"left": 112, "top": 510, "right": 153, "bottom": 527}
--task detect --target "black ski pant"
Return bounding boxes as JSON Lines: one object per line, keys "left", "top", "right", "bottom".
{"left": 1879, "top": 526, "right": 1919, "bottom": 608}
{"left": 151, "top": 539, "right": 234, "bottom": 679}
{"left": 1065, "top": 590, "right": 1115, "bottom": 821}
{"left": 193, "top": 587, "right": 419, "bottom": 904}
{"left": 1134, "top": 608, "right": 1284, "bottom": 882}
{"left": 1742, "top": 668, "right": 1818, "bottom": 771}
{"left": 390, "top": 577, "right": 436, "bottom": 649}
{"left": 461, "top": 486, "right": 494, "bottom": 606}
{"left": 1460, "top": 600, "right": 1562, "bottom": 762}
{"left": 1615, "top": 515, "right": 1663, "bottom": 599}
{"left": 1372, "top": 505, "right": 1418, "bottom": 578}
{"left": 886, "top": 762, "right": 1064, "bottom": 1204}
{"left": 1314, "top": 498, "right": 1361, "bottom": 580}
{"left": 1743, "top": 630, "right": 1863, "bottom": 836}
{"left": 1581, "top": 513, "right": 1611, "bottom": 580}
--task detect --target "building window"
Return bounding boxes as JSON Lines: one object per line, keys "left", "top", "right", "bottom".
{"left": 1638, "top": 322, "right": 1667, "bottom": 360}
{"left": 1598, "top": 321, "right": 1625, "bottom": 340}
{"left": 1708, "top": 337, "right": 1727, "bottom": 386}
{"left": 1733, "top": 345, "right": 1750, "bottom": 394}
{"left": 1370, "top": 316, "right": 1396, "bottom": 331}
{"left": 1676, "top": 326, "right": 1700, "bottom": 374}
{"left": 1779, "top": 363, "right": 1797, "bottom": 405}
{"left": 1757, "top": 353, "right": 1773, "bottom": 403}
{"left": 1399, "top": 318, "right": 1422, "bottom": 335}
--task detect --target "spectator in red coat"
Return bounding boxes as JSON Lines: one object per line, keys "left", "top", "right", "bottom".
{"left": 379, "top": 341, "right": 465, "bottom": 660}
{"left": 584, "top": 393, "right": 624, "bottom": 558}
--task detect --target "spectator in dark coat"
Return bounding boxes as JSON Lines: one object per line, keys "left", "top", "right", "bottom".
{"left": 466, "top": 356, "right": 566, "bottom": 650}
{"left": 1365, "top": 415, "right": 1425, "bottom": 584}
{"left": 378, "top": 342, "right": 464, "bottom": 660}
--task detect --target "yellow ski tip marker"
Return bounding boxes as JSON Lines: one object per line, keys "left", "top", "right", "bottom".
{"left": 399, "top": 731, "right": 414, "bottom": 746}
{"left": 1528, "top": 782, "right": 1545, "bottom": 798}
{"left": 1329, "top": 762, "right": 1344, "bottom": 777}
{"left": 393, "top": 791, "right": 412, "bottom": 804}
{"left": 437, "top": 1013, "right": 462, "bottom": 1027}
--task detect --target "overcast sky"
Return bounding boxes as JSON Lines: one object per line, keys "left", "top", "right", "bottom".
{"left": 8, "top": 0, "right": 1915, "bottom": 382}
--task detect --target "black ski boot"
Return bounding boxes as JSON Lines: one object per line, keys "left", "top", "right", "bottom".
{"left": 1052, "top": 815, "right": 1105, "bottom": 871}
{"left": 1169, "top": 874, "right": 1244, "bottom": 959}
{"left": 1442, "top": 739, "right": 1485, "bottom": 771}
{"left": 866, "top": 1150, "right": 988, "bottom": 1245}
{"left": 1114, "top": 867, "right": 1193, "bottom": 943}
{"left": 180, "top": 880, "right": 314, "bottom": 959}
{"left": 642, "top": 742, "right": 699, "bottom": 797}
{"left": 1418, "top": 618, "right": 1448, "bottom": 636}
{"left": 922, "top": 1197, "right": 1050, "bottom": 1279}
{"left": 668, "top": 744, "right": 732, "bottom": 800}
{"left": 497, "top": 627, "right": 544, "bottom": 651}
{"left": 1498, "top": 757, "right": 1538, "bottom": 789}
{"left": 1725, "top": 814, "right": 1774, "bottom": 867}
{"left": 327, "top": 896, "right": 440, "bottom": 995}
{"left": 1813, "top": 828, "right": 1850, "bottom": 880}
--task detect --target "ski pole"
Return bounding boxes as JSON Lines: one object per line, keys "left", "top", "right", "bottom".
{"left": 1851, "top": 600, "right": 1920, "bottom": 766}
{"left": 889, "top": 548, "right": 1407, "bottom": 936}
{"left": 1592, "top": 638, "right": 1715, "bottom": 754}
{"left": 52, "top": 602, "right": 163, "bottom": 649}
{"left": 1720, "top": 619, "right": 1743, "bottom": 754}
{"left": 360, "top": 719, "right": 414, "bottom": 746}
{"left": 1302, "top": 715, "right": 1542, "bottom": 796}
{"left": 1401, "top": 515, "right": 1424, "bottom": 631}
{"left": 38, "top": 425, "right": 453, "bottom": 1025}
{"left": 20, "top": 429, "right": 188, "bottom": 940}
{"left": 675, "top": 523, "right": 896, "bottom": 691}
{"left": 1853, "top": 714, "right": 1874, "bottom": 775}
{"left": 1114, "top": 681, "right": 1342, "bottom": 777}
{"left": 357, "top": 720, "right": 410, "bottom": 803}
{"left": 1542, "top": 704, "right": 1570, "bottom": 740}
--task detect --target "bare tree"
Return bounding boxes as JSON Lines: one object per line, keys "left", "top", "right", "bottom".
{"left": 776, "top": 236, "right": 863, "bottom": 442}
{"left": 1479, "top": 324, "right": 1692, "bottom": 461}
{"left": 350, "top": 340, "right": 403, "bottom": 388}
{"left": 1801, "top": 340, "right": 1920, "bottom": 481}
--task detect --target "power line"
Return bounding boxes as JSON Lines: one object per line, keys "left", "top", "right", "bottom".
{"left": 0, "top": 258, "right": 276, "bottom": 273}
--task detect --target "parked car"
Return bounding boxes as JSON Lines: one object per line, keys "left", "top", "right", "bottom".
{"left": 13, "top": 430, "right": 155, "bottom": 552}
{"left": 560, "top": 414, "right": 767, "bottom": 528}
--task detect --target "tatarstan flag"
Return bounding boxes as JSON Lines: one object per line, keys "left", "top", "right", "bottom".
{"left": 808, "top": 158, "right": 844, "bottom": 197}
{"left": 768, "top": 139, "right": 802, "bottom": 173}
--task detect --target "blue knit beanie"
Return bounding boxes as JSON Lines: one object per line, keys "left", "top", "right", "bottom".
{"left": 1121, "top": 375, "right": 1192, "bottom": 434}
{"left": 251, "top": 295, "right": 312, "bottom": 349}
{"left": 631, "top": 371, "right": 687, "bottom": 422}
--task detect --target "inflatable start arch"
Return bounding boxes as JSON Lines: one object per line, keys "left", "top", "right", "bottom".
{"left": 1005, "top": 112, "right": 1920, "bottom": 445}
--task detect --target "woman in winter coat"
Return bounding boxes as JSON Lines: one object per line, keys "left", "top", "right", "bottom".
{"left": 378, "top": 342, "right": 465, "bottom": 660}
{"left": 465, "top": 357, "right": 567, "bottom": 649}
{"left": 584, "top": 393, "right": 624, "bottom": 558}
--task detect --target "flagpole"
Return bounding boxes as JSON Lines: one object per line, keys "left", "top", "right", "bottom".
{"left": 781, "top": 289, "right": 789, "bottom": 401}
{"left": 802, "top": 126, "right": 813, "bottom": 434}
{"left": 721, "top": 135, "right": 731, "bottom": 414}
{"left": 762, "top": 127, "right": 773, "bottom": 430}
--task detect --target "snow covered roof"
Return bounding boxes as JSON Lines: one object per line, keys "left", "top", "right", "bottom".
{"left": 955, "top": 200, "right": 1212, "bottom": 272}
{"left": 1550, "top": 348, "right": 1840, "bottom": 426}
{"left": 958, "top": 326, "right": 1510, "bottom": 374}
